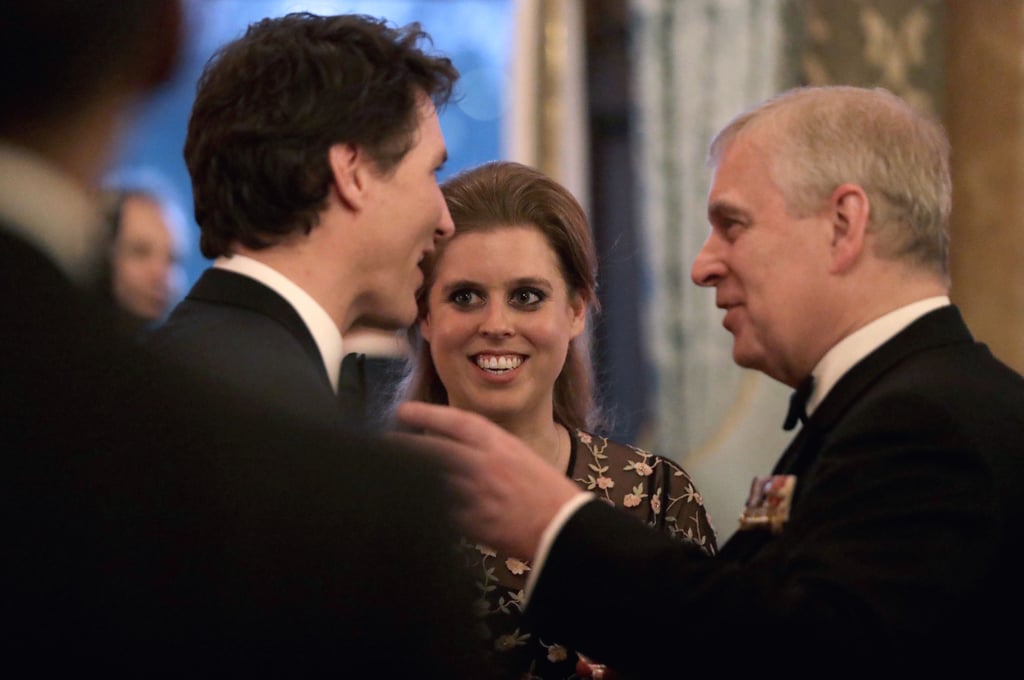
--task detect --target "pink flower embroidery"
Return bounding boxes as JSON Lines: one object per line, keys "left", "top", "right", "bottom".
{"left": 623, "top": 493, "right": 641, "bottom": 508}
{"left": 505, "top": 557, "right": 530, "bottom": 575}
{"left": 596, "top": 476, "right": 614, "bottom": 490}
{"left": 578, "top": 432, "right": 592, "bottom": 444}
{"left": 547, "top": 644, "right": 568, "bottom": 662}
{"left": 634, "top": 461, "right": 654, "bottom": 476}
{"left": 494, "top": 631, "right": 529, "bottom": 651}
{"left": 650, "top": 495, "right": 662, "bottom": 514}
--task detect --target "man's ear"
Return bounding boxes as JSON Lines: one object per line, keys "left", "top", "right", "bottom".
{"left": 419, "top": 314, "right": 432, "bottom": 343}
{"left": 329, "top": 143, "right": 369, "bottom": 211}
{"left": 828, "top": 183, "right": 870, "bottom": 274}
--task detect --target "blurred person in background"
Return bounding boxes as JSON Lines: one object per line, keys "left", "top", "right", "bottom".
{"left": 97, "top": 171, "right": 187, "bottom": 334}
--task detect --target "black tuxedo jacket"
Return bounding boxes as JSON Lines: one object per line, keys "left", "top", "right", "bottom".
{"left": 527, "top": 306, "right": 1024, "bottom": 675}
{"left": 1, "top": 228, "right": 485, "bottom": 676}
{"left": 150, "top": 268, "right": 366, "bottom": 427}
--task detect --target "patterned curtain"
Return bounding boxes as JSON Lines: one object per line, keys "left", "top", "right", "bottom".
{"left": 505, "top": 0, "right": 589, "bottom": 207}
{"left": 802, "top": 0, "right": 943, "bottom": 116}
{"left": 630, "top": 0, "right": 799, "bottom": 541}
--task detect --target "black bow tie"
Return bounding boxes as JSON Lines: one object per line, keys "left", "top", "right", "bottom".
{"left": 782, "top": 375, "right": 815, "bottom": 431}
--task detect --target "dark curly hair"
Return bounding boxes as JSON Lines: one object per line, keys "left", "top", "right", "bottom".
{"left": 184, "top": 12, "right": 459, "bottom": 258}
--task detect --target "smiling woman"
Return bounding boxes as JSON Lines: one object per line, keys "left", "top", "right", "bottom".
{"left": 396, "top": 160, "right": 718, "bottom": 680}
{"left": 420, "top": 224, "right": 586, "bottom": 441}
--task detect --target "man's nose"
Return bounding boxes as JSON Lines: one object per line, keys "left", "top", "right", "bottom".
{"left": 690, "top": 235, "right": 726, "bottom": 287}
{"left": 436, "top": 196, "right": 455, "bottom": 240}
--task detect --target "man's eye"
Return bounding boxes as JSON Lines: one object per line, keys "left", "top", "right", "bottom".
{"left": 125, "top": 243, "right": 154, "bottom": 259}
{"left": 722, "top": 217, "right": 747, "bottom": 235}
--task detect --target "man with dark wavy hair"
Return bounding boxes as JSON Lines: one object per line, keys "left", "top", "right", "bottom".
{"left": 151, "top": 13, "right": 458, "bottom": 425}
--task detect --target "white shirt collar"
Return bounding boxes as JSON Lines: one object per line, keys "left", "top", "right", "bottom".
{"left": 214, "top": 254, "right": 344, "bottom": 392}
{"left": 807, "top": 296, "right": 951, "bottom": 414}
{"left": 0, "top": 143, "right": 104, "bottom": 284}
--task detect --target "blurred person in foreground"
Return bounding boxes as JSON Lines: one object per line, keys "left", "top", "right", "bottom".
{"left": 149, "top": 12, "right": 456, "bottom": 429}
{"left": 400, "top": 160, "right": 717, "bottom": 678}
{"left": 395, "top": 86, "right": 1024, "bottom": 675}
{"left": 0, "top": 2, "right": 484, "bottom": 675}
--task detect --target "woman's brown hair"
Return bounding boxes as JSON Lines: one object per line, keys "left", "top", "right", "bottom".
{"left": 399, "top": 161, "right": 601, "bottom": 432}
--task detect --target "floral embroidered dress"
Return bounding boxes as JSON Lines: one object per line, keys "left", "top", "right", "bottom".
{"left": 462, "top": 429, "right": 718, "bottom": 679}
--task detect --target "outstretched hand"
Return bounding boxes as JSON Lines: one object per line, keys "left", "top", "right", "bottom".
{"left": 392, "top": 401, "right": 582, "bottom": 560}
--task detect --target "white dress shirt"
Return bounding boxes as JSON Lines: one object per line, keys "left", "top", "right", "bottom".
{"left": 214, "top": 254, "right": 344, "bottom": 392}
{"left": 804, "top": 296, "right": 950, "bottom": 415}
{"left": 525, "top": 295, "right": 953, "bottom": 603}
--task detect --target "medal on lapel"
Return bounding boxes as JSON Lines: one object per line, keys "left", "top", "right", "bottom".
{"left": 738, "top": 475, "right": 797, "bottom": 534}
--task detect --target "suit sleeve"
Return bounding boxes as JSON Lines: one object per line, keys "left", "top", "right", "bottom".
{"left": 526, "top": 388, "right": 1001, "bottom": 675}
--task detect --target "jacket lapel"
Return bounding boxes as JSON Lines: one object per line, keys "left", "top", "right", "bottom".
{"left": 771, "top": 306, "right": 974, "bottom": 481}
{"left": 186, "top": 268, "right": 328, "bottom": 386}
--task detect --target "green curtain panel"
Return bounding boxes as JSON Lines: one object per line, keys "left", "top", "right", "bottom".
{"left": 629, "top": 0, "right": 798, "bottom": 541}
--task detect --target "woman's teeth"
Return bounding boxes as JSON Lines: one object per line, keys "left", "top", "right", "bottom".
{"left": 475, "top": 355, "right": 523, "bottom": 372}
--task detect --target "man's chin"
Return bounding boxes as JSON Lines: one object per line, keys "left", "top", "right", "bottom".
{"left": 731, "top": 344, "right": 761, "bottom": 371}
